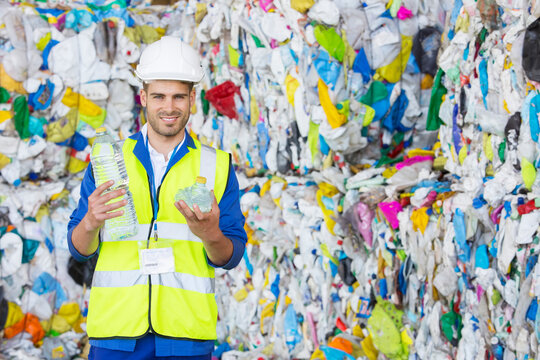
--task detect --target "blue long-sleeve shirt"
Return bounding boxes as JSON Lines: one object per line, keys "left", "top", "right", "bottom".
{"left": 67, "top": 130, "right": 247, "bottom": 356}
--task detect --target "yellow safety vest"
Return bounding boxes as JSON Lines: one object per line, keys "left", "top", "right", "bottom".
{"left": 87, "top": 137, "right": 230, "bottom": 340}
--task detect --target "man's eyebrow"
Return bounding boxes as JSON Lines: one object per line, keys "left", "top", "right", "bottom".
{"left": 149, "top": 92, "right": 189, "bottom": 96}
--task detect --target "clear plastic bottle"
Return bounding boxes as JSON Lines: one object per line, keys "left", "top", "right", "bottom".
{"left": 90, "top": 127, "right": 138, "bottom": 240}
{"left": 175, "top": 176, "right": 212, "bottom": 213}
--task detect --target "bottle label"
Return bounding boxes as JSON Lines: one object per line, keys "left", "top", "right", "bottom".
{"left": 139, "top": 248, "right": 175, "bottom": 275}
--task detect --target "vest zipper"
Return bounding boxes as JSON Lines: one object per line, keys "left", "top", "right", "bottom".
{"left": 146, "top": 159, "right": 173, "bottom": 336}
{"left": 147, "top": 177, "right": 164, "bottom": 335}
{"left": 146, "top": 173, "right": 157, "bottom": 334}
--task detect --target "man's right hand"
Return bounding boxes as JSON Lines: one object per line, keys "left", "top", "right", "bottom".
{"left": 82, "top": 180, "right": 128, "bottom": 232}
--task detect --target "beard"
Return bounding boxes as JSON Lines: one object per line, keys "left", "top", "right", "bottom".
{"left": 147, "top": 109, "right": 189, "bottom": 137}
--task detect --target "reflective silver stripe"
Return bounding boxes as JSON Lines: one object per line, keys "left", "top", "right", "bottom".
{"left": 101, "top": 224, "right": 150, "bottom": 242}
{"left": 156, "top": 222, "right": 201, "bottom": 242}
{"left": 102, "top": 223, "right": 201, "bottom": 242}
{"left": 92, "top": 269, "right": 147, "bottom": 287}
{"left": 200, "top": 145, "right": 216, "bottom": 191}
{"left": 92, "top": 270, "right": 214, "bottom": 294}
{"left": 151, "top": 272, "right": 215, "bottom": 293}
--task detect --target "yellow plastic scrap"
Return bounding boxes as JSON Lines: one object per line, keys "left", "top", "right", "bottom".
{"left": 387, "top": 0, "right": 401, "bottom": 17}
{"left": 411, "top": 207, "right": 429, "bottom": 235}
{"left": 486, "top": 163, "right": 494, "bottom": 177}
{"left": 5, "top": 302, "right": 24, "bottom": 328}
{"left": 0, "top": 64, "right": 27, "bottom": 94}
{"left": 433, "top": 156, "right": 447, "bottom": 170}
{"left": 233, "top": 284, "right": 254, "bottom": 302}
{"left": 36, "top": 32, "right": 51, "bottom": 51}
{"left": 250, "top": 95, "right": 259, "bottom": 126}
{"left": 320, "top": 243, "right": 339, "bottom": 266}
{"left": 367, "top": 297, "right": 407, "bottom": 360}
{"left": 360, "top": 334, "right": 379, "bottom": 360}
{"left": 318, "top": 79, "right": 347, "bottom": 128}
{"left": 62, "top": 88, "right": 103, "bottom": 117}
{"left": 400, "top": 328, "right": 413, "bottom": 356}
{"left": 310, "top": 347, "right": 326, "bottom": 360}
{"left": 260, "top": 179, "right": 272, "bottom": 198}
{"left": 316, "top": 182, "right": 340, "bottom": 234}
{"left": 352, "top": 324, "right": 364, "bottom": 338}
{"left": 67, "top": 156, "right": 89, "bottom": 174}
{"left": 35, "top": 205, "right": 49, "bottom": 222}
{"left": 285, "top": 75, "right": 300, "bottom": 106}
{"left": 455, "top": 11, "right": 470, "bottom": 33}
{"left": 521, "top": 157, "right": 537, "bottom": 190}
{"left": 228, "top": 45, "right": 241, "bottom": 68}
{"left": 361, "top": 104, "right": 376, "bottom": 126}
{"left": 0, "top": 110, "right": 12, "bottom": 124}
{"left": 341, "top": 30, "right": 358, "bottom": 69}
{"left": 195, "top": 3, "right": 207, "bottom": 24}
{"left": 323, "top": 150, "right": 334, "bottom": 169}
{"left": 291, "top": 0, "right": 315, "bottom": 13}
{"left": 376, "top": 35, "right": 413, "bottom": 84}
{"left": 124, "top": 25, "right": 162, "bottom": 45}
{"left": 49, "top": 314, "right": 71, "bottom": 334}
{"left": 46, "top": 108, "right": 78, "bottom": 143}
{"left": 78, "top": 110, "right": 106, "bottom": 129}
{"left": 57, "top": 303, "right": 81, "bottom": 327}
{"left": 483, "top": 133, "right": 494, "bottom": 162}
{"left": 72, "top": 316, "right": 86, "bottom": 334}
{"left": 458, "top": 145, "right": 468, "bottom": 165}
{"left": 407, "top": 149, "right": 435, "bottom": 157}
{"left": 382, "top": 167, "right": 397, "bottom": 179}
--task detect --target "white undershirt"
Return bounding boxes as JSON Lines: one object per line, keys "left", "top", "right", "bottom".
{"left": 141, "top": 124, "right": 185, "bottom": 187}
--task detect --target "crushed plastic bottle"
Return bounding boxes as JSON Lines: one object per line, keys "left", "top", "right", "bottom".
{"left": 175, "top": 176, "right": 212, "bottom": 213}
{"left": 90, "top": 127, "right": 137, "bottom": 240}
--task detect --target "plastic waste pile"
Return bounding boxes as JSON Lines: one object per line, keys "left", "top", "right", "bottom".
{"left": 4, "top": 0, "right": 537, "bottom": 359}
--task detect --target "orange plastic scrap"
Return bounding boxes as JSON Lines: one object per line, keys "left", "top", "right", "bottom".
{"left": 4, "top": 313, "right": 45, "bottom": 344}
{"left": 327, "top": 336, "right": 353, "bottom": 354}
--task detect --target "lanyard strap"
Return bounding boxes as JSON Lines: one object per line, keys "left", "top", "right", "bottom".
{"left": 145, "top": 135, "right": 180, "bottom": 235}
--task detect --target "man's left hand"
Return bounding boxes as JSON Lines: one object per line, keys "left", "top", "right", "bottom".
{"left": 174, "top": 190, "right": 221, "bottom": 242}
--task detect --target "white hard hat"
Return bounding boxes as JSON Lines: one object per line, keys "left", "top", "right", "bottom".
{"left": 135, "top": 36, "right": 204, "bottom": 83}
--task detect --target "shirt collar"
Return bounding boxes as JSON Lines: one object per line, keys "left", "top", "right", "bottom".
{"left": 139, "top": 123, "right": 197, "bottom": 154}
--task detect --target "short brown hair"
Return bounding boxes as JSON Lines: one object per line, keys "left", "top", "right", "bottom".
{"left": 142, "top": 81, "right": 194, "bottom": 93}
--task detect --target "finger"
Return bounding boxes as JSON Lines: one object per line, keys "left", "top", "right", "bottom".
{"left": 175, "top": 200, "right": 192, "bottom": 218}
{"left": 174, "top": 201, "right": 185, "bottom": 214}
{"left": 210, "top": 191, "right": 218, "bottom": 213}
{"left": 98, "top": 199, "right": 128, "bottom": 213}
{"left": 95, "top": 210, "right": 124, "bottom": 221}
{"left": 192, "top": 204, "right": 204, "bottom": 221}
{"left": 96, "top": 188, "right": 126, "bottom": 205}
{"left": 92, "top": 180, "right": 115, "bottom": 198}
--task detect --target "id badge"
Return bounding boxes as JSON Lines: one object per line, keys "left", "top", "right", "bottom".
{"left": 139, "top": 247, "right": 175, "bottom": 275}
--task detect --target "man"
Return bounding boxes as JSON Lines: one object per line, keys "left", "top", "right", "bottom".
{"left": 67, "top": 36, "right": 247, "bottom": 360}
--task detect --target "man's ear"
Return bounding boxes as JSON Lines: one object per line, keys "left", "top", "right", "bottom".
{"left": 140, "top": 88, "right": 147, "bottom": 107}
{"left": 190, "top": 87, "right": 196, "bottom": 104}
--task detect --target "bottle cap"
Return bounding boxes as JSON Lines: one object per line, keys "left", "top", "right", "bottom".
{"left": 96, "top": 127, "right": 107, "bottom": 133}
{"left": 196, "top": 176, "right": 207, "bottom": 184}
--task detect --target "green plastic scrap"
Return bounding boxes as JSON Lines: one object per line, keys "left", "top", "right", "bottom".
{"left": 313, "top": 25, "right": 345, "bottom": 62}
{"left": 87, "top": 0, "right": 126, "bottom": 11}
{"left": 201, "top": 90, "right": 210, "bottom": 115}
{"left": 367, "top": 296, "right": 408, "bottom": 360}
{"left": 491, "top": 288, "right": 502, "bottom": 306}
{"left": 440, "top": 306, "right": 463, "bottom": 345}
{"left": 251, "top": 34, "right": 264, "bottom": 48}
{"left": 0, "top": 87, "right": 10, "bottom": 103}
{"left": 498, "top": 139, "right": 506, "bottom": 162}
{"left": 360, "top": 81, "right": 388, "bottom": 106}
{"left": 426, "top": 69, "right": 448, "bottom": 131}
{"left": 13, "top": 96, "right": 31, "bottom": 140}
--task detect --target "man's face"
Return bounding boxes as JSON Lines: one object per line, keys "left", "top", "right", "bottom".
{"left": 140, "top": 80, "right": 195, "bottom": 139}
